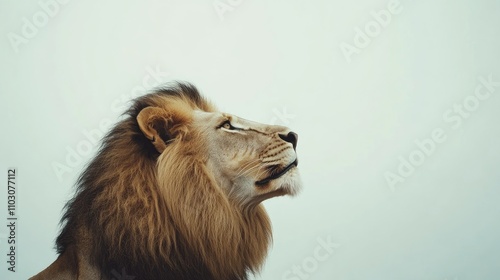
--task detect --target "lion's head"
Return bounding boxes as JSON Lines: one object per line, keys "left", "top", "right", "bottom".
{"left": 35, "top": 83, "right": 301, "bottom": 280}
{"left": 138, "top": 92, "right": 301, "bottom": 207}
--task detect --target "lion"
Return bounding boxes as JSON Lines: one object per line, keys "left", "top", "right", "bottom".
{"left": 31, "top": 83, "right": 302, "bottom": 280}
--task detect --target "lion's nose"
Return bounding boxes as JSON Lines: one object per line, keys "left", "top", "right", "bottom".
{"left": 279, "top": 131, "right": 298, "bottom": 150}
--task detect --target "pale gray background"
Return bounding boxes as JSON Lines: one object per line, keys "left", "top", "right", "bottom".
{"left": 1, "top": 0, "right": 500, "bottom": 279}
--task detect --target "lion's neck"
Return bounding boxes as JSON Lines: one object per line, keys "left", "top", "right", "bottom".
{"left": 157, "top": 153, "right": 273, "bottom": 279}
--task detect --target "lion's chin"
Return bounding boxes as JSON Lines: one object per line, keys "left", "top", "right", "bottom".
{"left": 274, "top": 167, "right": 302, "bottom": 196}
{"left": 253, "top": 167, "right": 302, "bottom": 203}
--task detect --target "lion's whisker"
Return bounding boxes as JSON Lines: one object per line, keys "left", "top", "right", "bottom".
{"left": 234, "top": 164, "right": 262, "bottom": 181}
{"left": 235, "top": 159, "right": 261, "bottom": 178}
{"left": 235, "top": 158, "right": 260, "bottom": 173}
{"left": 254, "top": 165, "right": 268, "bottom": 183}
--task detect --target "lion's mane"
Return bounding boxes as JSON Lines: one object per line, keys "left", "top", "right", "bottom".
{"left": 55, "top": 83, "right": 272, "bottom": 280}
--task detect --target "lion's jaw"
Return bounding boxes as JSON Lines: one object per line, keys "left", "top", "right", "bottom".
{"left": 194, "top": 110, "right": 302, "bottom": 206}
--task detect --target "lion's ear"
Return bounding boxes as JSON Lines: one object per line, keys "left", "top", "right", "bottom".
{"left": 137, "top": 106, "right": 172, "bottom": 153}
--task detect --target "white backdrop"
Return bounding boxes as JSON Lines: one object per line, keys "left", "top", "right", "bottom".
{"left": 1, "top": 0, "right": 500, "bottom": 279}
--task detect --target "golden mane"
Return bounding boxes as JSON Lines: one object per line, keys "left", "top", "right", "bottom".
{"left": 53, "top": 83, "right": 272, "bottom": 280}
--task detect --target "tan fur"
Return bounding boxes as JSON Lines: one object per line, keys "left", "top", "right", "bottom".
{"left": 31, "top": 84, "right": 300, "bottom": 280}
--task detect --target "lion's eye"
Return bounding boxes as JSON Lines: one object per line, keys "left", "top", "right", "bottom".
{"left": 220, "top": 120, "right": 237, "bottom": 130}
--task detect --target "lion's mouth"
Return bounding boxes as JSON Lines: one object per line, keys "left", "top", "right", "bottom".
{"left": 255, "top": 159, "right": 298, "bottom": 186}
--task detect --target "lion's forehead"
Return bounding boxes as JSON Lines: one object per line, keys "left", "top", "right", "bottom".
{"left": 224, "top": 114, "right": 251, "bottom": 130}
{"left": 193, "top": 110, "right": 275, "bottom": 132}
{"left": 194, "top": 110, "right": 290, "bottom": 134}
